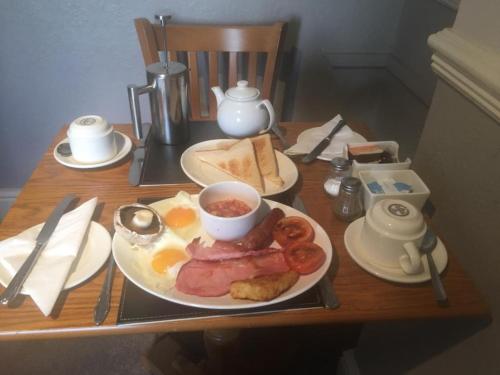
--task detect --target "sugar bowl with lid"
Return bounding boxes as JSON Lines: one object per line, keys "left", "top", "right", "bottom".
{"left": 360, "top": 199, "right": 426, "bottom": 274}
{"left": 67, "top": 115, "right": 117, "bottom": 163}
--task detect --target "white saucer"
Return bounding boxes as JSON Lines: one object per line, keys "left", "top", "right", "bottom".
{"left": 53, "top": 131, "right": 132, "bottom": 169}
{"left": 344, "top": 217, "right": 448, "bottom": 283}
{"left": 0, "top": 221, "right": 112, "bottom": 292}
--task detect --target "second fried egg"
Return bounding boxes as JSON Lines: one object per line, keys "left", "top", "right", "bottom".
{"left": 151, "top": 191, "right": 202, "bottom": 242}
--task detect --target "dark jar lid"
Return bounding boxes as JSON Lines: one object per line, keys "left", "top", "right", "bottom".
{"left": 330, "top": 157, "right": 351, "bottom": 172}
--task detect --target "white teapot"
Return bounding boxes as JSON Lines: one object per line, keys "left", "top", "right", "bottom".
{"left": 211, "top": 80, "right": 275, "bottom": 138}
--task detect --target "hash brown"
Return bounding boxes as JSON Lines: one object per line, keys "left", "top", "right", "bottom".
{"left": 229, "top": 271, "right": 300, "bottom": 301}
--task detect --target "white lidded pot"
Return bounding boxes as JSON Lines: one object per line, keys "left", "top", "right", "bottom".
{"left": 67, "top": 115, "right": 117, "bottom": 163}
{"left": 211, "top": 80, "right": 275, "bottom": 138}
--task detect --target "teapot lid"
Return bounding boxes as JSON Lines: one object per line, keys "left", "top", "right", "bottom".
{"left": 226, "top": 80, "right": 260, "bottom": 101}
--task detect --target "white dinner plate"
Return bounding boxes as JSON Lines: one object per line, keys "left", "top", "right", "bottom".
{"left": 344, "top": 217, "right": 448, "bottom": 284}
{"left": 296, "top": 127, "right": 367, "bottom": 161}
{"left": 53, "top": 131, "right": 132, "bottom": 169}
{"left": 0, "top": 221, "right": 112, "bottom": 292}
{"left": 112, "top": 197, "right": 332, "bottom": 309}
{"left": 180, "top": 139, "right": 299, "bottom": 197}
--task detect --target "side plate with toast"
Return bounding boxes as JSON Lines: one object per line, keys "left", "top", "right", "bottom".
{"left": 180, "top": 138, "right": 299, "bottom": 197}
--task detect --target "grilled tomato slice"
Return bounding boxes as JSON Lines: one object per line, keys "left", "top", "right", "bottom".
{"left": 272, "top": 216, "right": 314, "bottom": 247}
{"left": 284, "top": 242, "right": 326, "bottom": 275}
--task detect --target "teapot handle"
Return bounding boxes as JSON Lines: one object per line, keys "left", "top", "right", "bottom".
{"left": 258, "top": 99, "right": 276, "bottom": 133}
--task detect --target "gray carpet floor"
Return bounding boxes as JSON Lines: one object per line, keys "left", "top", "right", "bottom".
{"left": 0, "top": 334, "right": 156, "bottom": 375}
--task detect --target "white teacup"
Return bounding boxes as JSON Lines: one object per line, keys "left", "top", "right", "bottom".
{"left": 360, "top": 199, "right": 426, "bottom": 274}
{"left": 67, "top": 115, "right": 117, "bottom": 163}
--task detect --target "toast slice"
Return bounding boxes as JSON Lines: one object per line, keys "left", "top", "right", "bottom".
{"left": 195, "top": 138, "right": 264, "bottom": 193}
{"left": 249, "top": 134, "right": 284, "bottom": 187}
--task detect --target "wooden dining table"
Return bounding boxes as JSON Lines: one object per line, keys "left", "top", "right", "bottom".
{"left": 0, "top": 122, "right": 489, "bottom": 341}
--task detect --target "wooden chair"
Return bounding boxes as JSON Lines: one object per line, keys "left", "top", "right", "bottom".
{"left": 134, "top": 18, "right": 286, "bottom": 121}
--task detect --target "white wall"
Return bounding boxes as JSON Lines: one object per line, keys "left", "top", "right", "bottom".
{"left": 353, "top": 0, "right": 500, "bottom": 373}
{"left": 0, "top": 0, "right": 405, "bottom": 189}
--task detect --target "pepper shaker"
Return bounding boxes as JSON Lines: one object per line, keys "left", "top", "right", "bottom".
{"left": 333, "top": 177, "right": 363, "bottom": 222}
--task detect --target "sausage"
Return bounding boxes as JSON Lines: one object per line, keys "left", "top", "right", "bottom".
{"left": 238, "top": 208, "right": 285, "bottom": 250}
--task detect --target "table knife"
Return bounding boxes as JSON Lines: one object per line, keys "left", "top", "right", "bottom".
{"left": 94, "top": 240, "right": 115, "bottom": 325}
{"left": 301, "top": 119, "right": 347, "bottom": 164}
{"left": 0, "top": 194, "right": 76, "bottom": 306}
{"left": 128, "top": 146, "right": 145, "bottom": 186}
{"left": 292, "top": 196, "right": 340, "bottom": 309}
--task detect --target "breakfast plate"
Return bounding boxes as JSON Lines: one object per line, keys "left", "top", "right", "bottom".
{"left": 0, "top": 221, "right": 111, "bottom": 292}
{"left": 344, "top": 217, "right": 448, "bottom": 283}
{"left": 53, "top": 131, "right": 132, "bottom": 169}
{"left": 180, "top": 139, "right": 299, "bottom": 197}
{"left": 112, "top": 196, "right": 332, "bottom": 309}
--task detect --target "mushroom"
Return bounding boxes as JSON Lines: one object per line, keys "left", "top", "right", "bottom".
{"left": 114, "top": 203, "right": 164, "bottom": 246}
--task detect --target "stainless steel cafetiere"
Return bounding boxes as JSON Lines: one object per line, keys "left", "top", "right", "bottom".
{"left": 127, "top": 15, "right": 189, "bottom": 144}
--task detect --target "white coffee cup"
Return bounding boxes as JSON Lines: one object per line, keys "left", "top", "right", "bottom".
{"left": 67, "top": 115, "right": 117, "bottom": 163}
{"left": 360, "top": 199, "right": 426, "bottom": 274}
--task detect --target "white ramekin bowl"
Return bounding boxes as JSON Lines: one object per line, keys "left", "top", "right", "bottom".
{"left": 198, "top": 181, "right": 261, "bottom": 241}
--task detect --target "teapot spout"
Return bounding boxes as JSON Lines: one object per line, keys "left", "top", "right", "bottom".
{"left": 211, "top": 86, "right": 225, "bottom": 107}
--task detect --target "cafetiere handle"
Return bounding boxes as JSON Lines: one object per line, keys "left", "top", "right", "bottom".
{"left": 127, "top": 83, "right": 154, "bottom": 140}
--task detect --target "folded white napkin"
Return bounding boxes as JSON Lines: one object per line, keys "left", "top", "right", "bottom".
{"left": 0, "top": 197, "right": 97, "bottom": 316}
{"left": 284, "top": 115, "right": 365, "bottom": 160}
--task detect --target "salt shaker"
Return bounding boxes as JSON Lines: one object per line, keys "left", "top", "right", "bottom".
{"left": 324, "top": 157, "right": 351, "bottom": 197}
{"left": 333, "top": 177, "right": 363, "bottom": 222}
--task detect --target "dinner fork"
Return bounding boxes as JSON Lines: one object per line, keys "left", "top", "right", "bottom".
{"left": 292, "top": 196, "right": 340, "bottom": 309}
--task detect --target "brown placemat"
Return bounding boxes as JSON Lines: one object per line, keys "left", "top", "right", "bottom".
{"left": 116, "top": 196, "right": 324, "bottom": 325}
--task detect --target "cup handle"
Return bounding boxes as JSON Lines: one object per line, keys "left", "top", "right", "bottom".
{"left": 258, "top": 99, "right": 276, "bottom": 133}
{"left": 400, "top": 242, "right": 422, "bottom": 274}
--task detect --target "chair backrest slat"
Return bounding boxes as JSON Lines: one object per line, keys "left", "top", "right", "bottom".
{"left": 208, "top": 51, "right": 219, "bottom": 120}
{"left": 228, "top": 52, "right": 238, "bottom": 89}
{"left": 134, "top": 18, "right": 285, "bottom": 121}
{"left": 247, "top": 52, "right": 258, "bottom": 87}
{"left": 187, "top": 52, "right": 202, "bottom": 121}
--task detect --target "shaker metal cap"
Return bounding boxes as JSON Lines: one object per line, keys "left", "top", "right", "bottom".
{"left": 330, "top": 157, "right": 350, "bottom": 171}
{"left": 340, "top": 176, "right": 361, "bottom": 192}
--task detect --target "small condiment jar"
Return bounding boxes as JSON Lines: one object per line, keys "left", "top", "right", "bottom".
{"left": 333, "top": 176, "right": 363, "bottom": 222}
{"left": 324, "top": 157, "right": 351, "bottom": 197}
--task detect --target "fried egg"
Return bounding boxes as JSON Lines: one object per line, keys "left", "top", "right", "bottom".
{"left": 151, "top": 191, "right": 202, "bottom": 242}
{"left": 135, "top": 228, "right": 191, "bottom": 290}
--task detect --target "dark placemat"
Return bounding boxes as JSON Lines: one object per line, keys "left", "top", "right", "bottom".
{"left": 117, "top": 195, "right": 325, "bottom": 325}
{"left": 117, "top": 277, "right": 323, "bottom": 325}
{"left": 140, "top": 121, "right": 227, "bottom": 186}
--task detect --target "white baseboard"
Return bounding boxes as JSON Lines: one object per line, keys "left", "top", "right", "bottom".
{"left": 322, "top": 51, "right": 390, "bottom": 68}
{"left": 322, "top": 50, "right": 434, "bottom": 105}
{"left": 386, "top": 54, "right": 436, "bottom": 106}
{"left": 0, "top": 188, "right": 20, "bottom": 221}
